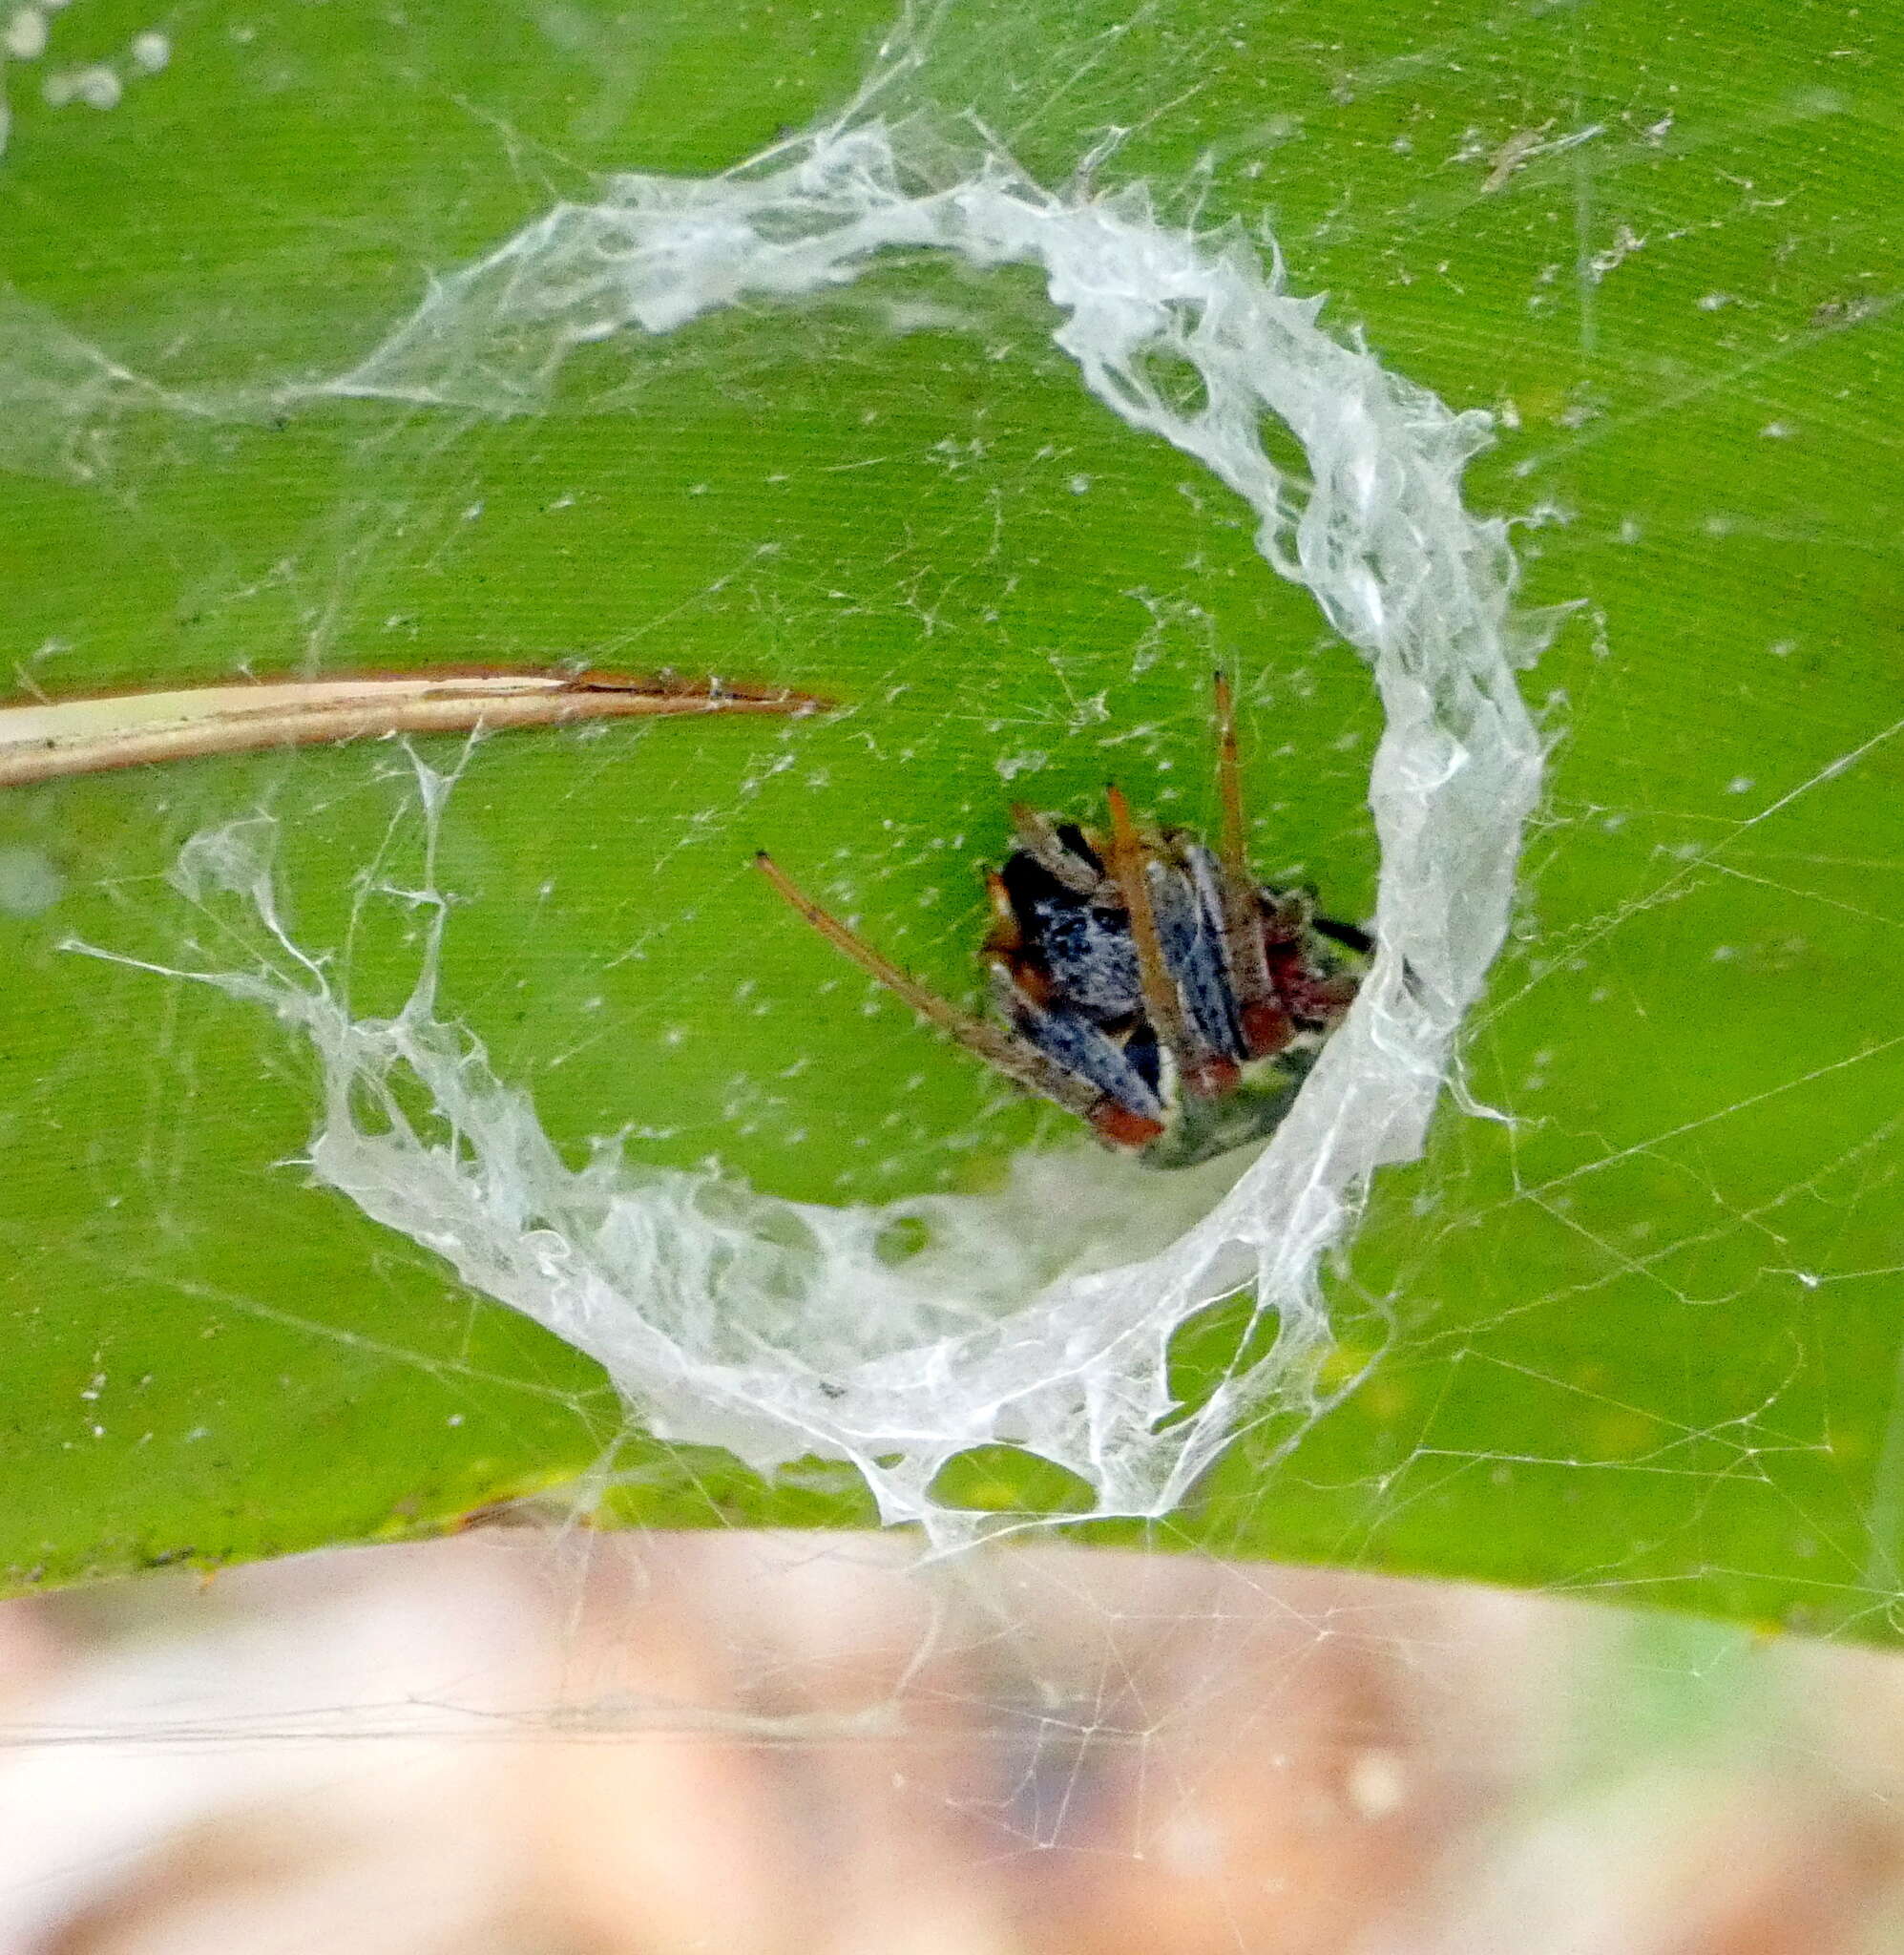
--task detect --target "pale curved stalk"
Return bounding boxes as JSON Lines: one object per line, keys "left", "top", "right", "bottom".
{"left": 0, "top": 669, "right": 828, "bottom": 787}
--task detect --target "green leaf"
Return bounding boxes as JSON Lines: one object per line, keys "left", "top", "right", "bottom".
{"left": 2, "top": 0, "right": 1899, "bottom": 1638}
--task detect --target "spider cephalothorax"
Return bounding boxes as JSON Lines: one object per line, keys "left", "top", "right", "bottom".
{"left": 757, "top": 676, "right": 1370, "bottom": 1170}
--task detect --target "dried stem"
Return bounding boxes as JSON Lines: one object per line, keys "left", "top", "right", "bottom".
{"left": 0, "top": 668, "right": 828, "bottom": 787}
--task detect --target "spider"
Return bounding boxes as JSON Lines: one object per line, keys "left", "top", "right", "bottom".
{"left": 756, "top": 676, "right": 1371, "bottom": 1169}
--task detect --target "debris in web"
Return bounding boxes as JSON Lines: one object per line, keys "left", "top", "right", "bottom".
{"left": 89, "top": 113, "right": 1550, "bottom": 1545}
{"left": 0, "top": 669, "right": 827, "bottom": 786}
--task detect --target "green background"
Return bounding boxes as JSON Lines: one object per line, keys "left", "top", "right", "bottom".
{"left": 2, "top": 0, "right": 1900, "bottom": 1636}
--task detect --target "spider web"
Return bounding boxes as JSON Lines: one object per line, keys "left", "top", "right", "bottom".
{"left": 73, "top": 85, "right": 1547, "bottom": 1541}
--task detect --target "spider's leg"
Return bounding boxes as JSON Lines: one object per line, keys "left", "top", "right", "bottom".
{"left": 982, "top": 868, "right": 1024, "bottom": 955}
{"left": 1084, "top": 1099, "right": 1170, "bottom": 1151}
{"left": 1211, "top": 669, "right": 1292, "bottom": 1059}
{"left": 982, "top": 870, "right": 1057, "bottom": 1011}
{"left": 1269, "top": 952, "right": 1362, "bottom": 1030}
{"left": 1007, "top": 803, "right": 1104, "bottom": 896}
{"left": 1165, "top": 838, "right": 1248, "bottom": 1066}
{"left": 1312, "top": 914, "right": 1376, "bottom": 958}
{"left": 1104, "top": 788, "right": 1231, "bottom": 1101}
{"left": 755, "top": 852, "right": 1133, "bottom": 1131}
{"left": 1254, "top": 885, "right": 1367, "bottom": 1028}
{"left": 989, "top": 966, "right": 1165, "bottom": 1127}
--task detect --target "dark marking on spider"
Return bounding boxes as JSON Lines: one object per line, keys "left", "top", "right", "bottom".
{"left": 756, "top": 675, "right": 1370, "bottom": 1170}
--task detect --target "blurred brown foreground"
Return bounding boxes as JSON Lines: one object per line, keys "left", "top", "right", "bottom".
{"left": 2, "top": 1531, "right": 1902, "bottom": 1953}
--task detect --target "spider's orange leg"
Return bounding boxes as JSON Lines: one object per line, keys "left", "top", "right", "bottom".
{"left": 1211, "top": 670, "right": 1292, "bottom": 1060}
{"left": 981, "top": 871, "right": 1059, "bottom": 1012}
{"left": 754, "top": 852, "right": 1118, "bottom": 1128}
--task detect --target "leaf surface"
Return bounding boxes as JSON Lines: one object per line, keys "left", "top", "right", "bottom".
{"left": 2, "top": 0, "right": 1899, "bottom": 1636}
